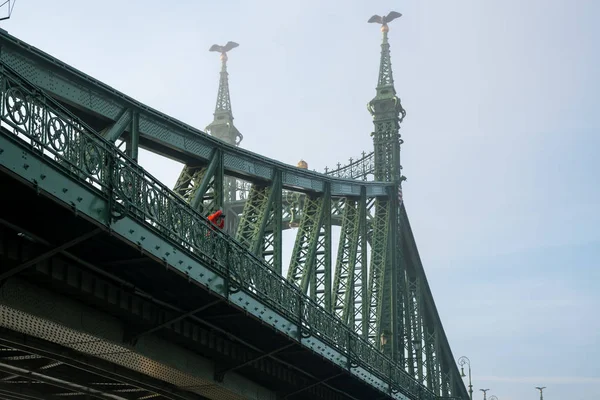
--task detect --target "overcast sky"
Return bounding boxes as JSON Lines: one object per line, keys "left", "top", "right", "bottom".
{"left": 3, "top": 1, "right": 599, "bottom": 399}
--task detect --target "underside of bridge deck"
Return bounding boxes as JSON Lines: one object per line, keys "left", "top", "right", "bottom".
{"left": 0, "top": 330, "right": 202, "bottom": 400}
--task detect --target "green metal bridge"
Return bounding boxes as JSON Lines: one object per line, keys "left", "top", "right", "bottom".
{"left": 0, "top": 11, "right": 468, "bottom": 400}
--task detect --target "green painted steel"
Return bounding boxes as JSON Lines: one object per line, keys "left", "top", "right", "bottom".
{"left": 0, "top": 59, "right": 438, "bottom": 400}
{"left": 0, "top": 30, "right": 389, "bottom": 198}
{"left": 0, "top": 12, "right": 470, "bottom": 398}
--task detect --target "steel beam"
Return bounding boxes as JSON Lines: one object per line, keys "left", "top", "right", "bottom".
{"left": 126, "top": 300, "right": 222, "bottom": 344}
{"left": 127, "top": 111, "right": 140, "bottom": 162}
{"left": 0, "top": 361, "right": 126, "bottom": 400}
{"left": 0, "top": 31, "right": 392, "bottom": 198}
{"left": 103, "top": 109, "right": 132, "bottom": 143}
{"left": 0, "top": 383, "right": 57, "bottom": 400}
{"left": 0, "top": 329, "right": 204, "bottom": 400}
{"left": 213, "top": 343, "right": 295, "bottom": 383}
{"left": 283, "top": 372, "right": 346, "bottom": 399}
{"left": 0, "top": 226, "right": 102, "bottom": 281}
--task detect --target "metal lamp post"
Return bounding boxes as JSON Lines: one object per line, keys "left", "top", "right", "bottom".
{"left": 479, "top": 388, "right": 490, "bottom": 400}
{"left": 458, "top": 356, "right": 473, "bottom": 400}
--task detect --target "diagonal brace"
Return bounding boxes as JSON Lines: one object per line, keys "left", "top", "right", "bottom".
{"left": 103, "top": 109, "right": 132, "bottom": 142}
{"left": 214, "top": 342, "right": 295, "bottom": 383}
{"left": 127, "top": 299, "right": 222, "bottom": 344}
{"left": 0, "top": 361, "right": 124, "bottom": 400}
{"left": 0, "top": 228, "right": 102, "bottom": 281}
{"left": 190, "top": 150, "right": 221, "bottom": 211}
{"left": 0, "top": 383, "right": 60, "bottom": 400}
{"left": 283, "top": 372, "right": 345, "bottom": 399}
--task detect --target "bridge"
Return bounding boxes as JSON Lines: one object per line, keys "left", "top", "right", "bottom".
{"left": 0, "top": 11, "right": 469, "bottom": 400}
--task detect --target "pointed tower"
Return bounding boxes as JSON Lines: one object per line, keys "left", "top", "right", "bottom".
{"left": 206, "top": 41, "right": 243, "bottom": 146}
{"left": 365, "top": 11, "right": 406, "bottom": 361}
{"left": 367, "top": 12, "right": 406, "bottom": 183}
{"left": 172, "top": 41, "right": 242, "bottom": 215}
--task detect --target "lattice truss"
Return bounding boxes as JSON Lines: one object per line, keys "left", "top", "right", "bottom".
{"left": 169, "top": 172, "right": 456, "bottom": 397}
{"left": 0, "top": 344, "right": 169, "bottom": 400}
{"left": 0, "top": 21, "right": 466, "bottom": 398}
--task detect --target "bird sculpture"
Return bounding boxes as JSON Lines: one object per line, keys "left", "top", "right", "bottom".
{"left": 209, "top": 41, "right": 239, "bottom": 54}
{"left": 368, "top": 11, "right": 402, "bottom": 32}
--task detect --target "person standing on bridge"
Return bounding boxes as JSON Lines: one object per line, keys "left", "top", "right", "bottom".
{"left": 208, "top": 209, "right": 225, "bottom": 230}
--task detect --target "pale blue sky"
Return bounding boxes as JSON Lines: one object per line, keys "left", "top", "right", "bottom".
{"left": 3, "top": 1, "right": 599, "bottom": 399}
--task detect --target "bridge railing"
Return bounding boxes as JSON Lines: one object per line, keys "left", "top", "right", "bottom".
{"left": 324, "top": 151, "right": 375, "bottom": 181}
{"left": 0, "top": 63, "right": 435, "bottom": 400}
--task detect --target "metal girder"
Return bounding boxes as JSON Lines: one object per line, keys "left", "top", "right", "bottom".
{"left": 261, "top": 171, "right": 283, "bottom": 273}
{"left": 400, "top": 208, "right": 469, "bottom": 399}
{"left": 283, "top": 372, "right": 346, "bottom": 400}
{"left": 0, "top": 383, "right": 58, "bottom": 400}
{"left": 236, "top": 184, "right": 272, "bottom": 251}
{"left": 2, "top": 38, "right": 464, "bottom": 400}
{"left": 356, "top": 190, "right": 369, "bottom": 339}
{"left": 213, "top": 343, "right": 294, "bottom": 383}
{"left": 0, "top": 361, "right": 128, "bottom": 400}
{"left": 126, "top": 111, "right": 140, "bottom": 162}
{"left": 287, "top": 193, "right": 327, "bottom": 297}
{"left": 0, "top": 29, "right": 393, "bottom": 198}
{"left": 173, "top": 149, "right": 223, "bottom": 215}
{"left": 0, "top": 227, "right": 102, "bottom": 281}
{"left": 332, "top": 198, "right": 360, "bottom": 325}
{"left": 235, "top": 173, "right": 283, "bottom": 272}
{"left": 366, "top": 198, "right": 390, "bottom": 345}
{"left": 126, "top": 300, "right": 222, "bottom": 345}
{"left": 103, "top": 109, "right": 132, "bottom": 142}
{"left": 0, "top": 330, "right": 204, "bottom": 400}
{"left": 312, "top": 184, "right": 332, "bottom": 311}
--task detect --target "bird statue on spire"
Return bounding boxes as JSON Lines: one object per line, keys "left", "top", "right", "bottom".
{"left": 209, "top": 41, "right": 239, "bottom": 62}
{"left": 368, "top": 11, "right": 402, "bottom": 32}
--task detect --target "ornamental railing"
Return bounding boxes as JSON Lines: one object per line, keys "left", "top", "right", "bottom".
{"left": 324, "top": 151, "right": 375, "bottom": 181}
{"left": 0, "top": 62, "right": 436, "bottom": 400}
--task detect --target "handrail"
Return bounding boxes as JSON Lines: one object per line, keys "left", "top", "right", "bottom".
{"left": 0, "top": 61, "right": 435, "bottom": 400}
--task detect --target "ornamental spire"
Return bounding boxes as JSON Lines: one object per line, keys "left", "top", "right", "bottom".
{"left": 367, "top": 11, "right": 406, "bottom": 183}
{"left": 205, "top": 41, "right": 243, "bottom": 146}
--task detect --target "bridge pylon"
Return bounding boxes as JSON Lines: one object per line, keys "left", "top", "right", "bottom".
{"left": 173, "top": 41, "right": 243, "bottom": 220}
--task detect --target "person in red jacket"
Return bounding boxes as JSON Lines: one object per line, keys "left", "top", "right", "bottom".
{"left": 207, "top": 209, "right": 225, "bottom": 230}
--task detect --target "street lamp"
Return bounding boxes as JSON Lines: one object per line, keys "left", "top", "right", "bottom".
{"left": 458, "top": 356, "right": 473, "bottom": 400}
{"left": 480, "top": 388, "right": 490, "bottom": 400}
{"left": 535, "top": 386, "right": 546, "bottom": 400}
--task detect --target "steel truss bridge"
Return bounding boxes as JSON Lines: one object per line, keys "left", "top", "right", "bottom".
{"left": 0, "top": 13, "right": 468, "bottom": 400}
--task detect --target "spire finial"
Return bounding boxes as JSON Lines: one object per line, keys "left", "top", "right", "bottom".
{"left": 367, "top": 11, "right": 402, "bottom": 34}
{"left": 367, "top": 11, "right": 406, "bottom": 183}
{"left": 206, "top": 41, "right": 243, "bottom": 146}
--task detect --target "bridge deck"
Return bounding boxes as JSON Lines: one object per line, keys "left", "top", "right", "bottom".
{"left": 0, "top": 25, "right": 463, "bottom": 400}
{"left": 0, "top": 133, "right": 404, "bottom": 399}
